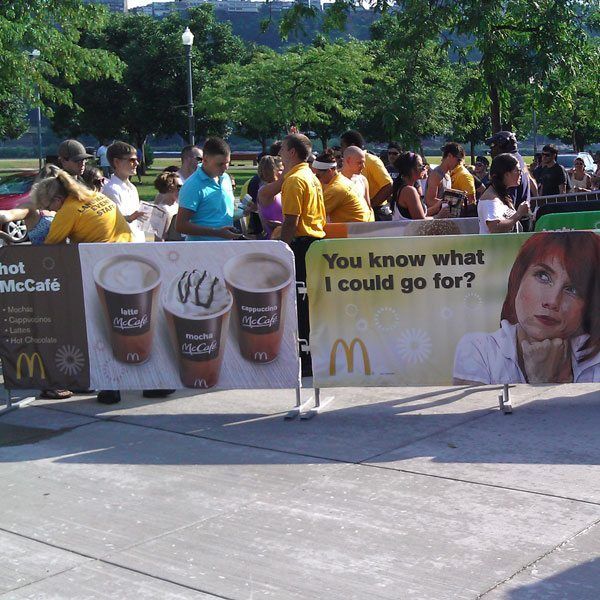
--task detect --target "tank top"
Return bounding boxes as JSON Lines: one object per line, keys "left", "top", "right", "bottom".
{"left": 392, "top": 181, "right": 427, "bottom": 220}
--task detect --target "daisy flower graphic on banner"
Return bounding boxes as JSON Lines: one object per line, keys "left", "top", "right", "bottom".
{"left": 464, "top": 291, "right": 483, "bottom": 309}
{"left": 396, "top": 329, "right": 432, "bottom": 365}
{"left": 345, "top": 304, "right": 359, "bottom": 317}
{"left": 55, "top": 345, "right": 85, "bottom": 376}
{"left": 356, "top": 318, "right": 368, "bottom": 332}
{"left": 374, "top": 306, "right": 401, "bottom": 331}
{"left": 440, "top": 307, "right": 453, "bottom": 320}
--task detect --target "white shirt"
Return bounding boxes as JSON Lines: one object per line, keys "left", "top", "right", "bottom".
{"left": 102, "top": 175, "right": 145, "bottom": 242}
{"left": 477, "top": 198, "right": 516, "bottom": 234}
{"left": 453, "top": 320, "right": 600, "bottom": 384}
{"left": 96, "top": 145, "right": 109, "bottom": 168}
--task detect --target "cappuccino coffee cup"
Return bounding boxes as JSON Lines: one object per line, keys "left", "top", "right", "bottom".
{"left": 163, "top": 269, "right": 232, "bottom": 389}
{"left": 223, "top": 253, "right": 293, "bottom": 363}
{"left": 93, "top": 255, "right": 161, "bottom": 364}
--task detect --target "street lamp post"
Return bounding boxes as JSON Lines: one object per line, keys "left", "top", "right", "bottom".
{"left": 29, "top": 49, "right": 43, "bottom": 170}
{"left": 181, "top": 27, "right": 195, "bottom": 146}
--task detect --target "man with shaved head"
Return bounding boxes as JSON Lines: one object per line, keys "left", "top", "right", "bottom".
{"left": 341, "top": 146, "right": 374, "bottom": 220}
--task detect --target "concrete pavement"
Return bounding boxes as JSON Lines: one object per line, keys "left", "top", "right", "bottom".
{"left": 1, "top": 383, "right": 600, "bottom": 599}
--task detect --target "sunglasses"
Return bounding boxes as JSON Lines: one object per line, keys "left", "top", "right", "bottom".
{"left": 195, "top": 157, "right": 203, "bottom": 162}
{"left": 388, "top": 151, "right": 400, "bottom": 156}
{"left": 541, "top": 152, "right": 553, "bottom": 157}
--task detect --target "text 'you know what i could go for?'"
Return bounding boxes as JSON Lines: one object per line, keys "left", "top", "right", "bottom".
{"left": 321, "top": 249, "right": 486, "bottom": 294}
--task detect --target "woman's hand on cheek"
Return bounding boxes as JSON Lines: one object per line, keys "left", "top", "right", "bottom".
{"left": 520, "top": 336, "right": 573, "bottom": 383}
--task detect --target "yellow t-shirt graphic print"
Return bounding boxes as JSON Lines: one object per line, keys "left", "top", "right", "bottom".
{"left": 45, "top": 193, "right": 133, "bottom": 244}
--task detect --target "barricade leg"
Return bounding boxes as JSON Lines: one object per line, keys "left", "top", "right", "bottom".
{"left": 300, "top": 387, "right": 335, "bottom": 420}
{"left": 285, "top": 384, "right": 312, "bottom": 420}
{"left": 498, "top": 384, "right": 513, "bottom": 414}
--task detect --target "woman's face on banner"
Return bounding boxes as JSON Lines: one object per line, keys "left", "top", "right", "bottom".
{"left": 515, "top": 255, "right": 585, "bottom": 341}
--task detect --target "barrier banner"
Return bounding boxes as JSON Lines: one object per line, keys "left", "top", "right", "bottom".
{"left": 306, "top": 231, "right": 600, "bottom": 387}
{"left": 324, "top": 217, "right": 479, "bottom": 239}
{"left": 0, "top": 241, "right": 299, "bottom": 390}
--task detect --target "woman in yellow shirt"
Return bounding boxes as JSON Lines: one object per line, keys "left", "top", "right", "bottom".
{"left": 30, "top": 169, "right": 133, "bottom": 244}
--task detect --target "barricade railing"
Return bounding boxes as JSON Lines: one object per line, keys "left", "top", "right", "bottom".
{"left": 531, "top": 190, "right": 600, "bottom": 212}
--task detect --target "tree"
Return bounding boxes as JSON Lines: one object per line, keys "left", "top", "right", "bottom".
{"left": 537, "top": 40, "right": 600, "bottom": 150}
{"left": 282, "top": 0, "right": 599, "bottom": 134}
{"left": 51, "top": 6, "right": 247, "bottom": 151}
{"left": 197, "top": 41, "right": 372, "bottom": 150}
{"left": 0, "top": 0, "right": 122, "bottom": 134}
{"left": 361, "top": 17, "right": 458, "bottom": 146}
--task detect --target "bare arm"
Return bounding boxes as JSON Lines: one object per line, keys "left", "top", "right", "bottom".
{"left": 0, "top": 207, "right": 33, "bottom": 223}
{"left": 486, "top": 203, "right": 529, "bottom": 233}
{"left": 175, "top": 207, "right": 241, "bottom": 240}
{"left": 363, "top": 177, "right": 372, "bottom": 209}
{"left": 257, "top": 178, "right": 283, "bottom": 208}
{"left": 279, "top": 214, "right": 299, "bottom": 245}
{"left": 370, "top": 183, "right": 392, "bottom": 208}
{"left": 424, "top": 171, "right": 442, "bottom": 208}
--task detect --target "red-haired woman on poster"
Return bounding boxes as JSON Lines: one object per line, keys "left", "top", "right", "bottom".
{"left": 453, "top": 232, "right": 600, "bottom": 384}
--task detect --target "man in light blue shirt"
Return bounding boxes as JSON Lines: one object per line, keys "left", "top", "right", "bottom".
{"left": 176, "top": 137, "right": 242, "bottom": 241}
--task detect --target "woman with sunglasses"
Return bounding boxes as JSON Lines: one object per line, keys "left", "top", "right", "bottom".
{"left": 568, "top": 158, "right": 592, "bottom": 192}
{"left": 101, "top": 141, "right": 147, "bottom": 242}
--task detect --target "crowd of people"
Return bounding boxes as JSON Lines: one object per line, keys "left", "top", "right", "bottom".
{"left": 1, "top": 129, "right": 600, "bottom": 394}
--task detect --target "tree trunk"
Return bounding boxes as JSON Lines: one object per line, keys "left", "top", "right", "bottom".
{"left": 320, "top": 136, "right": 328, "bottom": 151}
{"left": 419, "top": 142, "right": 425, "bottom": 158}
{"left": 489, "top": 82, "right": 502, "bottom": 133}
{"left": 260, "top": 136, "right": 267, "bottom": 153}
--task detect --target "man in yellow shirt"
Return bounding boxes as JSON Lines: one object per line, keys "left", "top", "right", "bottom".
{"left": 279, "top": 133, "right": 326, "bottom": 376}
{"left": 312, "top": 150, "right": 372, "bottom": 223}
{"left": 340, "top": 130, "right": 392, "bottom": 219}
{"left": 448, "top": 143, "right": 476, "bottom": 205}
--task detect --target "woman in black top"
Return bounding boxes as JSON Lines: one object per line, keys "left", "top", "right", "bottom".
{"left": 392, "top": 152, "right": 447, "bottom": 219}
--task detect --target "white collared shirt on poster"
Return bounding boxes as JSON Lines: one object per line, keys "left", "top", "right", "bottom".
{"left": 102, "top": 174, "right": 145, "bottom": 242}
{"left": 453, "top": 319, "right": 600, "bottom": 384}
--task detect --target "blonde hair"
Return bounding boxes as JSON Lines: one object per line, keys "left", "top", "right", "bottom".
{"left": 30, "top": 169, "right": 95, "bottom": 209}
{"left": 258, "top": 155, "right": 283, "bottom": 183}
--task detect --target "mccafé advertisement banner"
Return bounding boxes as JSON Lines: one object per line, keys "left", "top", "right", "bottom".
{"left": 0, "top": 242, "right": 298, "bottom": 391}
{"left": 307, "top": 231, "right": 600, "bottom": 388}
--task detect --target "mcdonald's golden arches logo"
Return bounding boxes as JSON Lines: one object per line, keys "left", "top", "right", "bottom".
{"left": 329, "top": 338, "right": 372, "bottom": 376}
{"left": 16, "top": 352, "right": 46, "bottom": 380}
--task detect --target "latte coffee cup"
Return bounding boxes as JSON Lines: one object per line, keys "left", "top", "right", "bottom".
{"left": 163, "top": 270, "right": 232, "bottom": 389}
{"left": 93, "top": 255, "right": 161, "bottom": 364}
{"left": 223, "top": 253, "right": 293, "bottom": 363}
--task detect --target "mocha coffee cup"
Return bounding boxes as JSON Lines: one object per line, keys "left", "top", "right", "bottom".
{"left": 93, "top": 255, "right": 161, "bottom": 364}
{"left": 223, "top": 253, "right": 293, "bottom": 363}
{"left": 163, "top": 270, "right": 232, "bottom": 389}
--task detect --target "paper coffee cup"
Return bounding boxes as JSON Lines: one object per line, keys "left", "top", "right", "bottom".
{"left": 223, "top": 253, "right": 293, "bottom": 363}
{"left": 93, "top": 255, "right": 161, "bottom": 364}
{"left": 163, "top": 270, "right": 232, "bottom": 389}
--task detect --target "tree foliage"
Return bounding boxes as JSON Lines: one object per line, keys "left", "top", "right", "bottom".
{"left": 51, "top": 6, "right": 247, "bottom": 148}
{"left": 0, "top": 0, "right": 122, "bottom": 137}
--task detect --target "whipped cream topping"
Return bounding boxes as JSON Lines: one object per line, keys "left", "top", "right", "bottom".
{"left": 164, "top": 270, "right": 231, "bottom": 317}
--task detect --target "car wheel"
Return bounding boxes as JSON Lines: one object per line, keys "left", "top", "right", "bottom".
{"left": 3, "top": 220, "right": 28, "bottom": 243}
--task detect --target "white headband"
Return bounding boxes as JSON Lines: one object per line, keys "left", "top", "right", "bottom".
{"left": 312, "top": 160, "right": 337, "bottom": 170}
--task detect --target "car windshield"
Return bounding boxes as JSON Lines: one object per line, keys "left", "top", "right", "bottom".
{"left": 556, "top": 156, "right": 577, "bottom": 168}
{"left": 0, "top": 174, "right": 34, "bottom": 196}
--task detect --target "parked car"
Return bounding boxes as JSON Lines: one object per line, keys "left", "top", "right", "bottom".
{"left": 557, "top": 152, "right": 596, "bottom": 175}
{"left": 0, "top": 171, "right": 37, "bottom": 243}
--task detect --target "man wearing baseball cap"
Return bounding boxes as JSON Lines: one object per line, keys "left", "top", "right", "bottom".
{"left": 57, "top": 139, "right": 93, "bottom": 181}
{"left": 485, "top": 131, "right": 530, "bottom": 208}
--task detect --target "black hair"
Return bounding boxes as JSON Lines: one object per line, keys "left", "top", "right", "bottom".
{"left": 441, "top": 142, "right": 465, "bottom": 160}
{"left": 489, "top": 153, "right": 518, "bottom": 207}
{"left": 269, "top": 140, "right": 282, "bottom": 156}
{"left": 181, "top": 145, "right": 201, "bottom": 159}
{"left": 392, "top": 152, "right": 422, "bottom": 210}
{"left": 542, "top": 143, "right": 558, "bottom": 156}
{"left": 387, "top": 141, "right": 402, "bottom": 152}
{"left": 203, "top": 137, "right": 230, "bottom": 157}
{"left": 340, "top": 130, "right": 364, "bottom": 149}
{"left": 314, "top": 149, "right": 337, "bottom": 167}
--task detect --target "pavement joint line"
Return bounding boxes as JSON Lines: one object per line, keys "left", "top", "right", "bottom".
{"left": 476, "top": 515, "right": 600, "bottom": 598}
{"left": 0, "top": 525, "right": 237, "bottom": 600}
{"left": 18, "top": 392, "right": 600, "bottom": 509}
{"left": 363, "top": 462, "right": 600, "bottom": 507}
{"left": 357, "top": 405, "right": 498, "bottom": 463}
